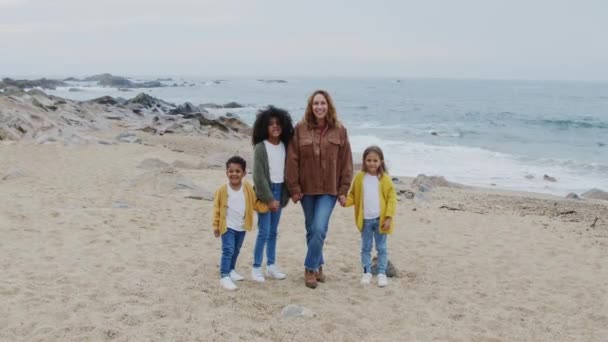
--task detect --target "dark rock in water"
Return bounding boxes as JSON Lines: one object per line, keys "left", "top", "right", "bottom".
{"left": 68, "top": 87, "right": 83, "bottom": 92}
{"left": 82, "top": 74, "right": 164, "bottom": 88}
{"left": 581, "top": 188, "right": 608, "bottom": 201}
{"left": 565, "top": 193, "right": 580, "bottom": 200}
{"left": 371, "top": 257, "right": 398, "bottom": 277}
{"left": 525, "top": 174, "right": 535, "bottom": 179}
{"left": 200, "top": 103, "right": 222, "bottom": 109}
{"left": 156, "top": 78, "right": 173, "bottom": 81}
{"left": 1, "top": 77, "right": 68, "bottom": 90}
{"left": 223, "top": 101, "right": 244, "bottom": 109}
{"left": 543, "top": 174, "right": 557, "bottom": 182}
{"left": 63, "top": 77, "right": 80, "bottom": 81}
{"left": 257, "top": 79, "right": 287, "bottom": 83}
{"left": 598, "top": 142, "right": 606, "bottom": 147}
{"left": 430, "top": 131, "right": 438, "bottom": 136}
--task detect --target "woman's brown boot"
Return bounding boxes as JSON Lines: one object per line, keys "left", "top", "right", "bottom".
{"left": 304, "top": 269, "right": 317, "bottom": 289}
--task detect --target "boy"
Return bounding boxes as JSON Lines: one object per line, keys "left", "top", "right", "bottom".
{"left": 213, "top": 156, "right": 268, "bottom": 290}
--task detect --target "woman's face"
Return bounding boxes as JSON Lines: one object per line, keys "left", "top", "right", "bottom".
{"left": 312, "top": 93, "right": 328, "bottom": 122}
{"left": 267, "top": 117, "right": 282, "bottom": 140}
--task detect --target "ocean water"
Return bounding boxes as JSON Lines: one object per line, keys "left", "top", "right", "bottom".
{"left": 46, "top": 77, "right": 608, "bottom": 196}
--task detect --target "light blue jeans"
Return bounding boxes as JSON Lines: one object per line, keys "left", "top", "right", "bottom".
{"left": 253, "top": 183, "right": 283, "bottom": 268}
{"left": 220, "top": 228, "right": 246, "bottom": 278}
{"left": 300, "top": 194, "right": 337, "bottom": 271}
{"left": 361, "top": 218, "right": 388, "bottom": 274}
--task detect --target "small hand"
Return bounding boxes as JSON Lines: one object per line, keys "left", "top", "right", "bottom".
{"left": 381, "top": 218, "right": 391, "bottom": 232}
{"left": 214, "top": 229, "right": 220, "bottom": 238}
{"left": 337, "top": 195, "right": 346, "bottom": 207}
{"left": 268, "top": 200, "right": 280, "bottom": 212}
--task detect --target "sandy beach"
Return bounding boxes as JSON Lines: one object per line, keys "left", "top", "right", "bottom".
{"left": 1, "top": 129, "right": 607, "bottom": 341}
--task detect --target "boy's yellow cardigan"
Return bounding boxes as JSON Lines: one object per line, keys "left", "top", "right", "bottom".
{"left": 345, "top": 171, "right": 397, "bottom": 234}
{"left": 212, "top": 181, "right": 268, "bottom": 236}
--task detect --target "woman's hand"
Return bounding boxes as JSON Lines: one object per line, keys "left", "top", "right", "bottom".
{"left": 291, "top": 193, "right": 303, "bottom": 203}
{"left": 338, "top": 195, "right": 346, "bottom": 207}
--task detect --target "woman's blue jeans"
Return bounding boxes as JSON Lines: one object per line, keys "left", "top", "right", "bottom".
{"left": 300, "top": 194, "right": 337, "bottom": 271}
{"left": 361, "top": 218, "right": 388, "bottom": 274}
{"left": 253, "top": 183, "right": 283, "bottom": 268}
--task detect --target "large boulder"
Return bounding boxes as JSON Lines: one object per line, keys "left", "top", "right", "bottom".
{"left": 581, "top": 188, "right": 608, "bottom": 201}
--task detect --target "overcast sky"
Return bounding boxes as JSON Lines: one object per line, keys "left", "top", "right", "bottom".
{"left": 1, "top": 0, "right": 606, "bottom": 80}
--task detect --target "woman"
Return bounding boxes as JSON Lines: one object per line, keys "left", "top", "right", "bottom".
{"left": 285, "top": 89, "right": 353, "bottom": 289}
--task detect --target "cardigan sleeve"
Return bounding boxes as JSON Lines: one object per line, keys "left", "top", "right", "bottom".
{"left": 212, "top": 187, "right": 222, "bottom": 231}
{"left": 383, "top": 175, "right": 397, "bottom": 218}
{"left": 252, "top": 143, "right": 274, "bottom": 203}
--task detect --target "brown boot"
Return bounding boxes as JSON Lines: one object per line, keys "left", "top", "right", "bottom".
{"left": 315, "top": 266, "right": 326, "bottom": 283}
{"left": 304, "top": 269, "right": 317, "bottom": 289}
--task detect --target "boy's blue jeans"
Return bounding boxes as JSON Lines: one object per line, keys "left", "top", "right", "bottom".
{"left": 361, "top": 218, "right": 388, "bottom": 274}
{"left": 253, "top": 182, "right": 283, "bottom": 268}
{"left": 300, "top": 194, "right": 337, "bottom": 271}
{"left": 220, "top": 228, "right": 246, "bottom": 278}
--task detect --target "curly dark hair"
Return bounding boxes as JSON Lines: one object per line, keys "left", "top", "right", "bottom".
{"left": 225, "top": 155, "right": 246, "bottom": 171}
{"left": 251, "top": 105, "right": 294, "bottom": 146}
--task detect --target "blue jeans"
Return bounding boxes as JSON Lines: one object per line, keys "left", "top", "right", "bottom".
{"left": 253, "top": 183, "right": 283, "bottom": 268}
{"left": 300, "top": 194, "right": 337, "bottom": 271}
{"left": 220, "top": 228, "right": 246, "bottom": 278}
{"left": 361, "top": 218, "right": 388, "bottom": 274}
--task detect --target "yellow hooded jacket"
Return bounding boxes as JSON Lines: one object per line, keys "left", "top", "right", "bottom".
{"left": 345, "top": 171, "right": 397, "bottom": 234}
{"left": 212, "top": 181, "right": 268, "bottom": 236}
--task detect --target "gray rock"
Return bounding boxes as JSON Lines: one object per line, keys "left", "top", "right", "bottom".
{"left": 281, "top": 305, "right": 315, "bottom": 319}
{"left": 565, "top": 192, "right": 580, "bottom": 200}
{"left": 370, "top": 258, "right": 398, "bottom": 277}
{"left": 581, "top": 188, "right": 608, "bottom": 201}
{"left": 543, "top": 174, "right": 557, "bottom": 182}
{"left": 185, "top": 190, "right": 214, "bottom": 201}
{"left": 2, "top": 169, "right": 25, "bottom": 181}
{"left": 138, "top": 158, "right": 171, "bottom": 170}
{"left": 525, "top": 174, "right": 535, "bottom": 179}
{"left": 112, "top": 201, "right": 130, "bottom": 209}
{"left": 116, "top": 132, "right": 141, "bottom": 144}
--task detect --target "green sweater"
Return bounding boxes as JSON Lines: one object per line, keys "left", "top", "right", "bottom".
{"left": 253, "top": 142, "right": 291, "bottom": 207}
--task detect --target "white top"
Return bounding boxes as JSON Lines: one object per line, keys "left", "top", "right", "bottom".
{"left": 363, "top": 173, "right": 380, "bottom": 219}
{"left": 226, "top": 183, "right": 246, "bottom": 232}
{"left": 264, "top": 140, "right": 286, "bottom": 183}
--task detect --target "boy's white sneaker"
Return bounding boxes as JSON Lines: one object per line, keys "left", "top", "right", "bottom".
{"left": 265, "top": 264, "right": 287, "bottom": 280}
{"left": 377, "top": 274, "right": 388, "bottom": 287}
{"left": 220, "top": 276, "right": 237, "bottom": 290}
{"left": 361, "top": 273, "right": 372, "bottom": 285}
{"left": 251, "top": 267, "right": 265, "bottom": 282}
{"left": 229, "top": 270, "right": 244, "bottom": 282}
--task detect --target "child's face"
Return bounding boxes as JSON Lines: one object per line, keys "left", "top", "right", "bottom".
{"left": 364, "top": 151, "right": 381, "bottom": 175}
{"left": 226, "top": 163, "right": 245, "bottom": 187}
{"left": 267, "top": 117, "right": 282, "bottom": 140}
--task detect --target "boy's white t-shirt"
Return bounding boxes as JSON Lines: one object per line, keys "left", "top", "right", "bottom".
{"left": 226, "top": 183, "right": 246, "bottom": 232}
{"left": 264, "top": 140, "right": 285, "bottom": 183}
{"left": 363, "top": 173, "right": 381, "bottom": 219}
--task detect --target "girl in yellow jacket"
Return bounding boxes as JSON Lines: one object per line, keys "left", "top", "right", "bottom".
{"left": 344, "top": 146, "right": 396, "bottom": 287}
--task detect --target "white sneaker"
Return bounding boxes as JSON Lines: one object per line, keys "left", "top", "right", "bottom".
{"left": 266, "top": 264, "right": 287, "bottom": 280}
{"left": 361, "top": 273, "right": 372, "bottom": 285}
{"left": 220, "top": 276, "right": 237, "bottom": 290}
{"left": 229, "top": 270, "right": 244, "bottom": 282}
{"left": 377, "top": 274, "right": 388, "bottom": 287}
{"left": 251, "top": 267, "right": 265, "bottom": 282}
